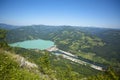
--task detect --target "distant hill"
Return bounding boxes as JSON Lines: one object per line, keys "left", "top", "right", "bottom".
{"left": 0, "top": 23, "right": 21, "bottom": 30}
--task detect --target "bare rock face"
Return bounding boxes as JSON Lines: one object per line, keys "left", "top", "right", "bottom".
{"left": 16, "top": 55, "right": 38, "bottom": 69}
{"left": 4, "top": 50, "right": 38, "bottom": 69}
{"left": 20, "top": 57, "right": 25, "bottom": 67}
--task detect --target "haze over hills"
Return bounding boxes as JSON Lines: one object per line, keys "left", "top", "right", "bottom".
{"left": 0, "top": 23, "right": 22, "bottom": 30}
{"left": 0, "top": 23, "right": 120, "bottom": 30}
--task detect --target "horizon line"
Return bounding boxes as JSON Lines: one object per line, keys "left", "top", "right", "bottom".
{"left": 0, "top": 23, "right": 120, "bottom": 29}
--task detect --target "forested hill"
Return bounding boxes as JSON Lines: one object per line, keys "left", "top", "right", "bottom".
{"left": 0, "top": 25, "right": 120, "bottom": 80}
{"left": 0, "top": 28, "right": 120, "bottom": 80}
{"left": 5, "top": 25, "right": 120, "bottom": 68}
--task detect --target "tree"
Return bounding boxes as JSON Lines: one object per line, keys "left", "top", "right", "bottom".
{"left": 39, "top": 51, "right": 51, "bottom": 74}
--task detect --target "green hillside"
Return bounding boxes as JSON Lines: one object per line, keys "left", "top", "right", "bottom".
{"left": 6, "top": 26, "right": 120, "bottom": 67}
{"left": 0, "top": 25, "right": 120, "bottom": 80}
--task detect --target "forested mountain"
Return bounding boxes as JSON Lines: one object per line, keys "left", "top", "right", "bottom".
{"left": 0, "top": 24, "right": 120, "bottom": 80}
{"left": 6, "top": 25, "right": 120, "bottom": 67}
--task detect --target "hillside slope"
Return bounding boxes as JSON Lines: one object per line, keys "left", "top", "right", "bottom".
{"left": 0, "top": 49, "right": 49, "bottom": 80}
{"left": 0, "top": 25, "right": 120, "bottom": 80}
{"left": 6, "top": 25, "right": 120, "bottom": 67}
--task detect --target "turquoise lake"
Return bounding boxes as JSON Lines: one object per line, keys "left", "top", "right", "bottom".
{"left": 9, "top": 39, "right": 54, "bottom": 50}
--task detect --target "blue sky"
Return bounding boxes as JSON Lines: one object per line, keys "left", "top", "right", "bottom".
{"left": 0, "top": 0, "right": 120, "bottom": 28}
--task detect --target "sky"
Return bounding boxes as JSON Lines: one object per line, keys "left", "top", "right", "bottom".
{"left": 0, "top": 0, "right": 120, "bottom": 28}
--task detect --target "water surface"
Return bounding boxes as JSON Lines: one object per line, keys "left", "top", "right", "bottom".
{"left": 9, "top": 39, "right": 54, "bottom": 50}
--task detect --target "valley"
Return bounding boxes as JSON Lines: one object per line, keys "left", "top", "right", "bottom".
{"left": 47, "top": 46, "right": 103, "bottom": 71}
{"left": 9, "top": 38, "right": 104, "bottom": 71}
{"left": 0, "top": 24, "right": 120, "bottom": 80}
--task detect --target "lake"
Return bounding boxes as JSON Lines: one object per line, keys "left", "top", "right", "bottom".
{"left": 9, "top": 39, "right": 54, "bottom": 50}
